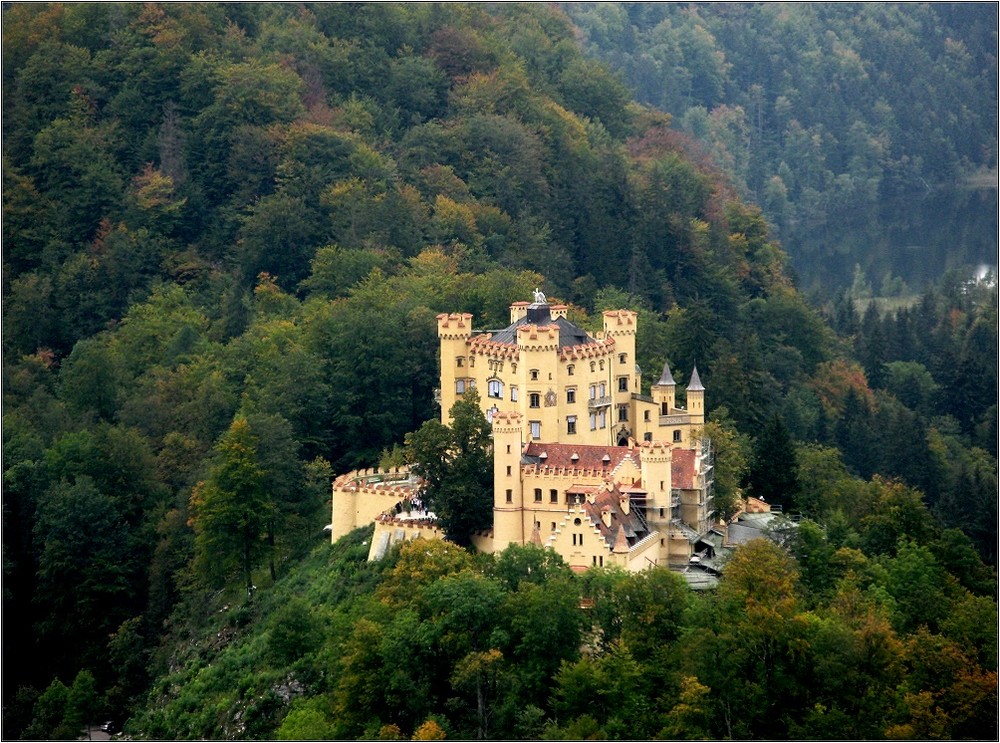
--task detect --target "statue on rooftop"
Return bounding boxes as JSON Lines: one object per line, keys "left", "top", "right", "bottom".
{"left": 533, "top": 288, "right": 547, "bottom": 304}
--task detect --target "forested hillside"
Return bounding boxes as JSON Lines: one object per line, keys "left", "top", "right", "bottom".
{"left": 562, "top": 2, "right": 999, "bottom": 293}
{"left": 2, "top": 3, "right": 996, "bottom": 740}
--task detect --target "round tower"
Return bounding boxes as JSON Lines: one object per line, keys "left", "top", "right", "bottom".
{"left": 492, "top": 410, "right": 524, "bottom": 550}
{"left": 640, "top": 440, "right": 673, "bottom": 529}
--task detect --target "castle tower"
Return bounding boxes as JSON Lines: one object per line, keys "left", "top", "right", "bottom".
{"left": 651, "top": 360, "right": 677, "bottom": 416}
{"left": 602, "top": 309, "right": 638, "bottom": 444}
{"left": 437, "top": 312, "right": 474, "bottom": 423}
{"left": 640, "top": 441, "right": 673, "bottom": 531}
{"left": 492, "top": 411, "right": 525, "bottom": 550}
{"left": 686, "top": 366, "right": 705, "bottom": 427}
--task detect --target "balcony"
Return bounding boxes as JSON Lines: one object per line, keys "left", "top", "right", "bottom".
{"left": 588, "top": 395, "right": 612, "bottom": 410}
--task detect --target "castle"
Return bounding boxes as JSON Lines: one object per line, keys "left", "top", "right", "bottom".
{"left": 330, "top": 293, "right": 726, "bottom": 575}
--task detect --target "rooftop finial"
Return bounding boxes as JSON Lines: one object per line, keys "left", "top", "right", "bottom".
{"left": 532, "top": 288, "right": 547, "bottom": 304}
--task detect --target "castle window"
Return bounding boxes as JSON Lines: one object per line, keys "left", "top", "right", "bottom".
{"left": 574, "top": 518, "right": 582, "bottom": 525}
{"left": 590, "top": 412, "right": 597, "bottom": 430}
{"left": 506, "top": 489, "right": 513, "bottom": 503}
{"left": 469, "top": 356, "right": 475, "bottom": 367}
{"left": 456, "top": 379, "right": 466, "bottom": 394}
{"left": 644, "top": 432, "right": 652, "bottom": 442}
{"left": 457, "top": 357, "right": 464, "bottom": 367}
{"left": 599, "top": 382, "right": 606, "bottom": 397}
{"left": 618, "top": 377, "right": 629, "bottom": 392}
{"left": 618, "top": 405, "right": 628, "bottom": 422}
{"left": 661, "top": 402, "right": 668, "bottom": 415}
{"left": 589, "top": 384, "right": 597, "bottom": 399}
{"left": 590, "top": 361, "right": 596, "bottom": 372}
{"left": 530, "top": 369, "right": 539, "bottom": 381}
{"left": 619, "top": 353, "right": 626, "bottom": 364}
{"left": 534, "top": 488, "right": 542, "bottom": 503}
{"left": 644, "top": 410, "right": 650, "bottom": 422}
{"left": 599, "top": 360, "right": 605, "bottom": 371}
{"left": 551, "top": 522, "right": 556, "bottom": 531}
{"left": 529, "top": 421, "right": 541, "bottom": 439}
{"left": 599, "top": 410, "right": 607, "bottom": 429}
{"left": 510, "top": 386, "right": 518, "bottom": 402}
{"left": 599, "top": 556, "right": 603, "bottom": 566}
{"left": 566, "top": 388, "right": 576, "bottom": 404}
{"left": 550, "top": 489, "right": 558, "bottom": 503}
{"left": 567, "top": 364, "right": 575, "bottom": 376}
{"left": 567, "top": 415, "right": 577, "bottom": 435}
{"left": 506, "top": 466, "right": 511, "bottom": 476}
{"left": 673, "top": 430, "right": 682, "bottom": 442}
{"left": 488, "top": 379, "right": 503, "bottom": 399}
{"left": 529, "top": 393, "right": 540, "bottom": 408}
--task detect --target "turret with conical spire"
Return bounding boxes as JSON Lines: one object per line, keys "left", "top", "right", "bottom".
{"left": 652, "top": 359, "right": 677, "bottom": 414}
{"left": 686, "top": 365, "right": 705, "bottom": 424}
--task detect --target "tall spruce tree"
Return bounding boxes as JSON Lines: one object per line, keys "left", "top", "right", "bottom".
{"left": 744, "top": 414, "right": 800, "bottom": 510}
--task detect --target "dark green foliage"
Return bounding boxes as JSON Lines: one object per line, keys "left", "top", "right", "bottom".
{"left": 405, "top": 391, "right": 494, "bottom": 546}
{"left": 744, "top": 414, "right": 800, "bottom": 510}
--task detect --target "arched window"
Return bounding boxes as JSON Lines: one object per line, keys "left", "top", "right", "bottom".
{"left": 488, "top": 379, "right": 503, "bottom": 399}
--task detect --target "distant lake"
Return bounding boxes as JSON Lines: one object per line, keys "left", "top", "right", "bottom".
{"left": 784, "top": 183, "right": 998, "bottom": 297}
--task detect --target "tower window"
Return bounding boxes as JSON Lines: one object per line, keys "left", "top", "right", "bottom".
{"left": 619, "top": 353, "right": 626, "bottom": 364}
{"left": 511, "top": 386, "right": 518, "bottom": 402}
{"left": 488, "top": 379, "right": 503, "bottom": 399}
{"left": 644, "top": 410, "right": 650, "bottom": 422}
{"left": 567, "top": 365, "right": 575, "bottom": 376}
{"left": 529, "top": 393, "right": 540, "bottom": 408}
{"left": 530, "top": 369, "right": 539, "bottom": 381}
{"left": 618, "top": 377, "right": 629, "bottom": 392}
{"left": 550, "top": 489, "right": 558, "bottom": 503}
{"left": 506, "top": 466, "right": 511, "bottom": 476}
{"left": 506, "top": 489, "right": 513, "bottom": 503}
{"left": 457, "top": 357, "right": 464, "bottom": 367}
{"left": 567, "top": 415, "right": 577, "bottom": 435}
{"left": 567, "top": 388, "right": 576, "bottom": 404}
{"left": 456, "top": 379, "right": 466, "bottom": 394}
{"left": 469, "top": 356, "right": 475, "bottom": 367}
{"left": 673, "top": 430, "right": 682, "bottom": 442}
{"left": 618, "top": 405, "right": 628, "bottom": 422}
{"left": 529, "top": 421, "right": 541, "bottom": 439}
{"left": 534, "top": 488, "right": 542, "bottom": 502}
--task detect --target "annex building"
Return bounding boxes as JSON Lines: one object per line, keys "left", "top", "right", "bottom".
{"left": 330, "top": 293, "right": 765, "bottom": 578}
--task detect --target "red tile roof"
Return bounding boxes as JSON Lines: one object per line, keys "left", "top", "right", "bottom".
{"left": 672, "top": 448, "right": 696, "bottom": 489}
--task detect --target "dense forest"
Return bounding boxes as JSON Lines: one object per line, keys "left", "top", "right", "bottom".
{"left": 2, "top": 3, "right": 996, "bottom": 740}
{"left": 562, "top": 2, "right": 999, "bottom": 294}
